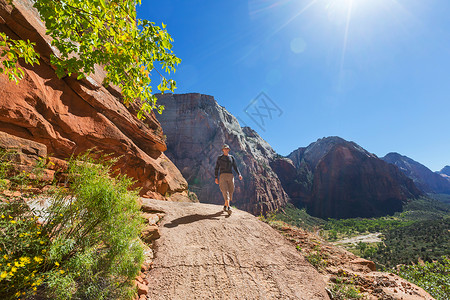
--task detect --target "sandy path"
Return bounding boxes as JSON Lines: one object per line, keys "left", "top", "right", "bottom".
{"left": 142, "top": 199, "right": 330, "bottom": 300}
{"left": 334, "top": 233, "right": 383, "bottom": 245}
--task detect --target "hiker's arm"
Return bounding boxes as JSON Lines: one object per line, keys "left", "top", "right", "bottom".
{"left": 214, "top": 158, "right": 220, "bottom": 180}
{"left": 232, "top": 157, "right": 241, "bottom": 178}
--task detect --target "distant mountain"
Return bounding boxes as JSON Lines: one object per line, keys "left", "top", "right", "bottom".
{"left": 154, "top": 93, "right": 424, "bottom": 219}
{"left": 382, "top": 153, "right": 450, "bottom": 194}
{"left": 440, "top": 166, "right": 450, "bottom": 176}
{"left": 155, "top": 93, "right": 289, "bottom": 215}
{"left": 437, "top": 166, "right": 450, "bottom": 181}
{"left": 272, "top": 137, "right": 422, "bottom": 219}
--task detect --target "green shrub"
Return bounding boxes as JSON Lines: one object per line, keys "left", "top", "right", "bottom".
{"left": 0, "top": 201, "right": 48, "bottom": 298}
{"left": 329, "top": 280, "right": 362, "bottom": 299}
{"left": 396, "top": 256, "right": 450, "bottom": 300}
{"left": 0, "top": 148, "right": 49, "bottom": 191}
{"left": 267, "top": 203, "right": 325, "bottom": 230}
{"left": 306, "top": 244, "right": 328, "bottom": 270}
{"left": 371, "top": 219, "right": 449, "bottom": 268}
{"left": 0, "top": 152, "right": 144, "bottom": 299}
{"left": 0, "top": 149, "right": 14, "bottom": 180}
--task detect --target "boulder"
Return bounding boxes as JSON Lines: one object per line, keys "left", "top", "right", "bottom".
{"left": 136, "top": 281, "right": 148, "bottom": 296}
{"left": 47, "top": 157, "right": 69, "bottom": 172}
{"left": 141, "top": 212, "right": 161, "bottom": 226}
{"left": 141, "top": 225, "right": 161, "bottom": 243}
{"left": 0, "top": 131, "right": 47, "bottom": 165}
{"left": 350, "top": 258, "right": 376, "bottom": 272}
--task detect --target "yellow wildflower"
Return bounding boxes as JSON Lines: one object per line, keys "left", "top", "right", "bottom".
{"left": 1, "top": 271, "right": 7, "bottom": 278}
{"left": 3, "top": 254, "right": 8, "bottom": 260}
{"left": 20, "top": 257, "right": 31, "bottom": 264}
{"left": 60, "top": 270, "right": 65, "bottom": 274}
{"left": 1, "top": 214, "right": 4, "bottom": 218}
{"left": 33, "top": 257, "right": 43, "bottom": 264}
{"left": 10, "top": 220, "right": 16, "bottom": 224}
{"left": 11, "top": 266, "right": 17, "bottom": 273}
{"left": 36, "top": 231, "right": 41, "bottom": 235}
{"left": 55, "top": 261, "right": 60, "bottom": 267}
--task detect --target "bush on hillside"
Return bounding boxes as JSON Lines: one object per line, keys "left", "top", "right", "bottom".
{"left": 0, "top": 152, "right": 144, "bottom": 300}
{"left": 396, "top": 256, "right": 449, "bottom": 300}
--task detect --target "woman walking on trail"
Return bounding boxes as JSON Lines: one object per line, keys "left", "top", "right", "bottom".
{"left": 214, "top": 144, "right": 243, "bottom": 215}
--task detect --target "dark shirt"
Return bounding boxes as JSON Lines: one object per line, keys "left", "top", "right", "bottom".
{"left": 214, "top": 154, "right": 240, "bottom": 178}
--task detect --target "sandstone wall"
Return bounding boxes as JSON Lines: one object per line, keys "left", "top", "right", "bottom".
{"left": 0, "top": 0, "right": 190, "bottom": 201}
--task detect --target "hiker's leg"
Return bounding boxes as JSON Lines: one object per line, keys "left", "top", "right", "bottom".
{"left": 219, "top": 175, "right": 230, "bottom": 207}
{"left": 227, "top": 175, "right": 235, "bottom": 203}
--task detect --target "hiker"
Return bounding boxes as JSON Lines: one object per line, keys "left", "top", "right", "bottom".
{"left": 214, "top": 144, "right": 243, "bottom": 214}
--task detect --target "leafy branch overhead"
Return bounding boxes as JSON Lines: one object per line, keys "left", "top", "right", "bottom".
{"left": 0, "top": 32, "right": 40, "bottom": 82}
{"left": 1, "top": 0, "right": 181, "bottom": 117}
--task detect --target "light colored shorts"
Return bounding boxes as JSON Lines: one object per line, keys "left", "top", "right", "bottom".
{"left": 219, "top": 173, "right": 234, "bottom": 202}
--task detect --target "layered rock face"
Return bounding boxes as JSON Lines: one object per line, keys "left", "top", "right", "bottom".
{"left": 273, "top": 137, "right": 422, "bottom": 219}
{"left": 382, "top": 153, "right": 450, "bottom": 194}
{"left": 0, "top": 0, "right": 189, "bottom": 200}
{"left": 155, "top": 93, "right": 289, "bottom": 215}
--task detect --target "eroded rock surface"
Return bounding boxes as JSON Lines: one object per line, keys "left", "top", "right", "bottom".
{"left": 0, "top": 0, "right": 189, "bottom": 200}
{"left": 142, "top": 198, "right": 330, "bottom": 300}
{"left": 278, "top": 224, "right": 435, "bottom": 300}
{"left": 155, "top": 93, "right": 289, "bottom": 215}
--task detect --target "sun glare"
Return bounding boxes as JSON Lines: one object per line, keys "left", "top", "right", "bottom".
{"left": 244, "top": 0, "right": 407, "bottom": 69}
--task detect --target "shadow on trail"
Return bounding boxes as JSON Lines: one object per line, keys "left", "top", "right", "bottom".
{"left": 164, "top": 211, "right": 228, "bottom": 228}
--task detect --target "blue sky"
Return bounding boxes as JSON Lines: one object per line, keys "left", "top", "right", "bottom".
{"left": 138, "top": 0, "right": 450, "bottom": 171}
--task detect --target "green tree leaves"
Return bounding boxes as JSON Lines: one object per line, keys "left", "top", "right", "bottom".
{"left": 0, "top": 32, "right": 40, "bottom": 82}
{"left": 1, "top": 0, "right": 180, "bottom": 118}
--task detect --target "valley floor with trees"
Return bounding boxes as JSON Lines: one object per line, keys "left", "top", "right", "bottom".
{"left": 266, "top": 199, "right": 450, "bottom": 300}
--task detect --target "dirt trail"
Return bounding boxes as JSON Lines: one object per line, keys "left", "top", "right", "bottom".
{"left": 334, "top": 233, "right": 383, "bottom": 246}
{"left": 142, "top": 199, "right": 330, "bottom": 300}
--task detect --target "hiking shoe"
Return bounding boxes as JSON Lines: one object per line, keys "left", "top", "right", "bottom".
{"left": 223, "top": 206, "right": 227, "bottom": 212}
{"left": 227, "top": 206, "right": 232, "bottom": 215}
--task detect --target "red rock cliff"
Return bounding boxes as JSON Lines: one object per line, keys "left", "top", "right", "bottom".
{"left": 0, "top": 0, "right": 190, "bottom": 200}
{"left": 155, "top": 93, "right": 290, "bottom": 215}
